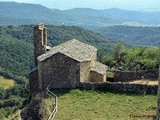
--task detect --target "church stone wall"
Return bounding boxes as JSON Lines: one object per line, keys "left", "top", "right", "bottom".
{"left": 29, "top": 68, "right": 39, "bottom": 93}
{"left": 38, "top": 52, "right": 80, "bottom": 90}
{"left": 80, "top": 61, "right": 91, "bottom": 82}
{"left": 89, "top": 70, "right": 106, "bottom": 82}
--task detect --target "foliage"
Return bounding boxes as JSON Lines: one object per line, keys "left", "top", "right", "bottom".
{"left": 100, "top": 44, "right": 159, "bottom": 71}
{"left": 0, "top": 26, "right": 34, "bottom": 78}
{"left": 0, "top": 84, "right": 29, "bottom": 119}
{"left": 96, "top": 25, "right": 160, "bottom": 47}
{"left": 0, "top": 76, "right": 14, "bottom": 89}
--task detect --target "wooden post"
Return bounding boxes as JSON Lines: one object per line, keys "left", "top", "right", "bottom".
{"left": 157, "top": 66, "right": 160, "bottom": 119}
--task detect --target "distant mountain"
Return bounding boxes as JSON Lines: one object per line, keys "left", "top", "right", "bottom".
{"left": 1, "top": 2, "right": 160, "bottom": 26}
{"left": 100, "top": 8, "right": 160, "bottom": 25}
{"left": 95, "top": 25, "right": 160, "bottom": 47}
{"left": 0, "top": 2, "right": 122, "bottom": 26}
{"left": 0, "top": 2, "right": 69, "bottom": 25}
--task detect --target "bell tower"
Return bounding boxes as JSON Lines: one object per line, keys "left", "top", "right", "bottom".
{"left": 34, "top": 24, "right": 47, "bottom": 66}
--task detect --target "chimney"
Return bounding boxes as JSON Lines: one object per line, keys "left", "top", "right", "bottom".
{"left": 34, "top": 24, "right": 47, "bottom": 66}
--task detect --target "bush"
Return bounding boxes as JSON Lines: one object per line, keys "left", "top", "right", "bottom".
{"left": 0, "top": 98, "right": 22, "bottom": 108}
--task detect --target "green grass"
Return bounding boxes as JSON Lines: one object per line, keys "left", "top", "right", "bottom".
{"left": 53, "top": 89, "right": 157, "bottom": 120}
{"left": 107, "top": 71, "right": 114, "bottom": 78}
{"left": 0, "top": 76, "right": 14, "bottom": 89}
{"left": 5, "top": 89, "right": 157, "bottom": 120}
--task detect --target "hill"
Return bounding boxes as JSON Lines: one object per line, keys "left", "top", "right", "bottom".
{"left": 94, "top": 25, "right": 160, "bottom": 47}
{"left": 0, "top": 25, "right": 116, "bottom": 79}
{"left": 0, "top": 2, "right": 67, "bottom": 25}
{"left": 100, "top": 8, "right": 160, "bottom": 25}
{"left": 0, "top": 2, "right": 160, "bottom": 26}
{"left": 6, "top": 89, "right": 157, "bottom": 120}
{"left": 0, "top": 26, "right": 34, "bottom": 78}
{"left": 0, "top": 2, "right": 121, "bottom": 26}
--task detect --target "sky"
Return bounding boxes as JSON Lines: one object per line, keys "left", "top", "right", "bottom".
{"left": 0, "top": 0, "right": 160, "bottom": 10}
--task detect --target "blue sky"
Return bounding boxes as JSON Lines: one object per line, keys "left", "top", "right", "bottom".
{"left": 0, "top": 0, "right": 159, "bottom": 10}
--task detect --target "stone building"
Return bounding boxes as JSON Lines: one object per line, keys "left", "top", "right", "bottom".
{"left": 29, "top": 24, "right": 108, "bottom": 93}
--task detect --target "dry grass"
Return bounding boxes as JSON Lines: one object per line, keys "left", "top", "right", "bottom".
{"left": 129, "top": 79, "right": 158, "bottom": 85}
{"left": 0, "top": 76, "right": 14, "bottom": 89}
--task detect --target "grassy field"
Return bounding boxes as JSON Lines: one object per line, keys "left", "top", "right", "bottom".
{"left": 53, "top": 89, "right": 157, "bottom": 120}
{"left": 0, "top": 76, "right": 14, "bottom": 89}
{"left": 6, "top": 89, "right": 157, "bottom": 120}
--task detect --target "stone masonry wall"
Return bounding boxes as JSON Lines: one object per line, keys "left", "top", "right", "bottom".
{"left": 39, "top": 52, "right": 80, "bottom": 90}
{"left": 34, "top": 25, "right": 47, "bottom": 66}
{"left": 114, "top": 69, "right": 158, "bottom": 82}
{"left": 89, "top": 70, "right": 105, "bottom": 82}
{"left": 78, "top": 82, "right": 158, "bottom": 94}
{"left": 29, "top": 68, "right": 39, "bottom": 93}
{"left": 80, "top": 61, "right": 91, "bottom": 82}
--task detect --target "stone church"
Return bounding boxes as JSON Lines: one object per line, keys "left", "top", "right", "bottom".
{"left": 29, "top": 24, "right": 108, "bottom": 93}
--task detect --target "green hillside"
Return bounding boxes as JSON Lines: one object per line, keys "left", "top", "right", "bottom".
{"left": 1, "top": 2, "right": 160, "bottom": 26}
{"left": 95, "top": 25, "right": 160, "bottom": 47}
{"left": 0, "top": 27, "right": 34, "bottom": 78}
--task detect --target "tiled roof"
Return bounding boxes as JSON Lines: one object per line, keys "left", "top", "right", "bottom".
{"left": 38, "top": 39, "right": 97, "bottom": 62}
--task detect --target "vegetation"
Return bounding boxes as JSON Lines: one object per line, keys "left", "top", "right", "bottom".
{"left": 0, "top": 25, "right": 117, "bottom": 119}
{"left": 100, "top": 44, "right": 160, "bottom": 71}
{"left": 1, "top": 2, "right": 160, "bottom": 27}
{"left": 50, "top": 89, "right": 156, "bottom": 120}
{"left": 0, "top": 84, "right": 29, "bottom": 119}
{"left": 95, "top": 25, "right": 160, "bottom": 47}
{"left": 0, "top": 76, "right": 14, "bottom": 89}
{"left": 4, "top": 89, "right": 156, "bottom": 120}
{"left": 0, "top": 25, "right": 117, "bottom": 80}
{"left": 0, "top": 24, "right": 159, "bottom": 119}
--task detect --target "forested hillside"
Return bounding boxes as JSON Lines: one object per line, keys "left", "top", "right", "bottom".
{"left": 95, "top": 26, "right": 160, "bottom": 47}
{"left": 0, "top": 26, "right": 34, "bottom": 80}
{"left": 0, "top": 25, "right": 116, "bottom": 79}
{"left": 1, "top": 2, "right": 160, "bottom": 26}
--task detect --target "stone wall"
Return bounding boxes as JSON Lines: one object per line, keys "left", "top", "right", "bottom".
{"left": 78, "top": 82, "right": 158, "bottom": 94}
{"left": 39, "top": 52, "right": 80, "bottom": 90}
{"left": 114, "top": 69, "right": 158, "bottom": 82}
{"left": 80, "top": 61, "right": 91, "bottom": 82}
{"left": 89, "top": 70, "right": 105, "bottom": 82}
{"left": 34, "top": 24, "right": 47, "bottom": 66}
{"left": 29, "top": 67, "right": 39, "bottom": 93}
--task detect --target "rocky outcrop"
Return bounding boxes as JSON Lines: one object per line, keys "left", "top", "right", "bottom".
{"left": 21, "top": 98, "right": 52, "bottom": 120}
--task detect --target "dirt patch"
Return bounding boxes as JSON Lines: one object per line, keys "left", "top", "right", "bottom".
{"left": 128, "top": 79, "right": 158, "bottom": 85}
